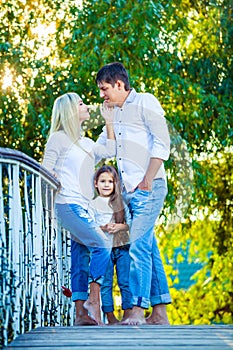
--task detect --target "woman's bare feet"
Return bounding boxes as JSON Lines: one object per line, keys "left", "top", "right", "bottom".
{"left": 75, "top": 315, "right": 97, "bottom": 326}
{"left": 74, "top": 300, "right": 97, "bottom": 326}
{"left": 120, "top": 306, "right": 146, "bottom": 325}
{"left": 146, "top": 304, "right": 170, "bottom": 325}
{"left": 83, "top": 299, "right": 104, "bottom": 325}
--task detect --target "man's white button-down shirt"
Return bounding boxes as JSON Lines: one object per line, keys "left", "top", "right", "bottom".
{"left": 98, "top": 88, "right": 170, "bottom": 192}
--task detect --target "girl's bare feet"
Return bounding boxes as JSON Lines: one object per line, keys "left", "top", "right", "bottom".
{"left": 105, "top": 312, "right": 119, "bottom": 325}
{"left": 121, "top": 308, "right": 132, "bottom": 323}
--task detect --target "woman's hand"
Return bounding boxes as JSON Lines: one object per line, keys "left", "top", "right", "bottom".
{"left": 100, "top": 103, "right": 114, "bottom": 123}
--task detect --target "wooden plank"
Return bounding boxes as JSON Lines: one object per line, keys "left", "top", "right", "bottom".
{"left": 4, "top": 325, "right": 233, "bottom": 350}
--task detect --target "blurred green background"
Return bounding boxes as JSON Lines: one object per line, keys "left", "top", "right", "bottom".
{"left": 0, "top": 0, "right": 232, "bottom": 324}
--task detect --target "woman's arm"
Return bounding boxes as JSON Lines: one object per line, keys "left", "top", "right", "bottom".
{"left": 100, "top": 103, "right": 115, "bottom": 140}
{"left": 42, "top": 132, "right": 63, "bottom": 176}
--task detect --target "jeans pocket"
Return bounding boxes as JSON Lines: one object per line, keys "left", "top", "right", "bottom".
{"left": 135, "top": 188, "right": 151, "bottom": 197}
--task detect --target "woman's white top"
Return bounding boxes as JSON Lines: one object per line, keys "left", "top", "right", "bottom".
{"left": 42, "top": 130, "right": 116, "bottom": 209}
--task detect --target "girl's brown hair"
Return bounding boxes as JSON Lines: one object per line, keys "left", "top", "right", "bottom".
{"left": 94, "top": 165, "right": 125, "bottom": 224}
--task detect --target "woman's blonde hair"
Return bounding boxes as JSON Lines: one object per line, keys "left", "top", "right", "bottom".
{"left": 50, "top": 92, "right": 82, "bottom": 144}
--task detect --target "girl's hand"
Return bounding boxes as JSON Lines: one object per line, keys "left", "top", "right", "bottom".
{"left": 105, "top": 223, "right": 123, "bottom": 234}
{"left": 100, "top": 224, "right": 109, "bottom": 232}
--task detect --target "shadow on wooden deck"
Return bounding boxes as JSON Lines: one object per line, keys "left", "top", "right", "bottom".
{"left": 4, "top": 325, "right": 233, "bottom": 350}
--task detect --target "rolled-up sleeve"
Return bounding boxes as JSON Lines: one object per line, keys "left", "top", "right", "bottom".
{"left": 142, "top": 94, "right": 170, "bottom": 160}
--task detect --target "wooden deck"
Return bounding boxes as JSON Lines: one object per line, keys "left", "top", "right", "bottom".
{"left": 4, "top": 325, "right": 233, "bottom": 350}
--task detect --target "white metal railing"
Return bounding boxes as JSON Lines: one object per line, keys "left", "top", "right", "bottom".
{"left": 0, "top": 148, "right": 74, "bottom": 347}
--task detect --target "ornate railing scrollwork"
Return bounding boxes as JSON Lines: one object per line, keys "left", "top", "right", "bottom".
{"left": 0, "top": 148, "right": 74, "bottom": 347}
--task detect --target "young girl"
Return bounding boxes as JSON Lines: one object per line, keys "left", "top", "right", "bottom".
{"left": 42, "top": 92, "right": 115, "bottom": 325}
{"left": 89, "top": 165, "right": 132, "bottom": 324}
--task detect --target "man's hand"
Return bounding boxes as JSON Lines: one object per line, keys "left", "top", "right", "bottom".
{"left": 137, "top": 176, "right": 153, "bottom": 191}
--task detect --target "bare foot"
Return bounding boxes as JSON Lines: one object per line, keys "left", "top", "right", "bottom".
{"left": 74, "top": 300, "right": 97, "bottom": 326}
{"left": 121, "top": 308, "right": 132, "bottom": 323}
{"left": 106, "top": 312, "right": 119, "bottom": 325}
{"left": 75, "top": 315, "right": 97, "bottom": 326}
{"left": 120, "top": 306, "right": 146, "bottom": 325}
{"left": 84, "top": 300, "right": 104, "bottom": 325}
{"left": 146, "top": 304, "right": 170, "bottom": 325}
{"left": 146, "top": 315, "right": 170, "bottom": 325}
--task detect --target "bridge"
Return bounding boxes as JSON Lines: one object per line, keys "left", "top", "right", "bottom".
{"left": 1, "top": 148, "right": 233, "bottom": 349}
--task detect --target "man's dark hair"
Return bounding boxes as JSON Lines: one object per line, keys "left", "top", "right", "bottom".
{"left": 96, "top": 62, "right": 130, "bottom": 91}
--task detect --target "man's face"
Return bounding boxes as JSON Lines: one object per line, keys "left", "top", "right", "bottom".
{"left": 98, "top": 81, "right": 122, "bottom": 106}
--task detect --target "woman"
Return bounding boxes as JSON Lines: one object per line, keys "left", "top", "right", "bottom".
{"left": 42, "top": 92, "right": 115, "bottom": 325}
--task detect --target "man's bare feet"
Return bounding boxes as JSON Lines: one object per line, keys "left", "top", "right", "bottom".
{"left": 83, "top": 299, "right": 104, "bottom": 325}
{"left": 120, "top": 306, "right": 146, "bottom": 325}
{"left": 146, "top": 304, "right": 170, "bottom": 325}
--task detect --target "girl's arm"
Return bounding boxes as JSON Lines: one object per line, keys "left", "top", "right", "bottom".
{"left": 104, "top": 223, "right": 129, "bottom": 234}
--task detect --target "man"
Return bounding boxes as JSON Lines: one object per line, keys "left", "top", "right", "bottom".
{"left": 96, "top": 62, "right": 171, "bottom": 325}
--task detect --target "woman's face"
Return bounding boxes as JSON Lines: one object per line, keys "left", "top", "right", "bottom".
{"left": 79, "top": 100, "right": 90, "bottom": 122}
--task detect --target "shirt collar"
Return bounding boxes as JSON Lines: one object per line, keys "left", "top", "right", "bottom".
{"left": 125, "top": 88, "right": 137, "bottom": 104}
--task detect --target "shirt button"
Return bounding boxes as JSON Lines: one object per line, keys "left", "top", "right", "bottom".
{"left": 119, "top": 158, "right": 122, "bottom": 160}
{"left": 119, "top": 132, "right": 121, "bottom": 135}
{"left": 119, "top": 145, "right": 121, "bottom": 147}
{"left": 121, "top": 170, "right": 124, "bottom": 173}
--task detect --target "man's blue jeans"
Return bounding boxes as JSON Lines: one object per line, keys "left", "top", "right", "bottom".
{"left": 122, "top": 178, "right": 171, "bottom": 309}
{"left": 101, "top": 245, "right": 132, "bottom": 313}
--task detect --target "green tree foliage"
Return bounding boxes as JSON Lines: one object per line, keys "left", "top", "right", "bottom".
{"left": 161, "top": 149, "right": 233, "bottom": 324}
{"left": 0, "top": 0, "right": 80, "bottom": 158}
{"left": 0, "top": 0, "right": 232, "bottom": 324}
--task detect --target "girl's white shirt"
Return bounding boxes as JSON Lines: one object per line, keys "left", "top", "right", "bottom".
{"left": 42, "top": 130, "right": 116, "bottom": 209}
{"left": 89, "top": 196, "right": 113, "bottom": 226}
{"left": 89, "top": 195, "right": 131, "bottom": 248}
{"left": 89, "top": 196, "right": 114, "bottom": 245}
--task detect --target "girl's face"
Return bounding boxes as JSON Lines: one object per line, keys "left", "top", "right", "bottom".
{"left": 95, "top": 172, "right": 115, "bottom": 197}
{"left": 79, "top": 100, "right": 90, "bottom": 122}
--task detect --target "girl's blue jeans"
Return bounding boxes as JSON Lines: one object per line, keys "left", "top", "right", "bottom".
{"left": 101, "top": 245, "right": 132, "bottom": 313}
{"left": 122, "top": 178, "right": 172, "bottom": 309}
